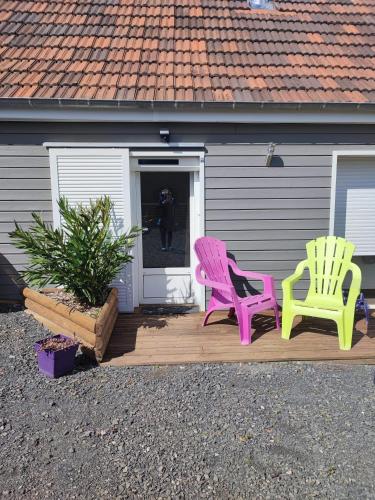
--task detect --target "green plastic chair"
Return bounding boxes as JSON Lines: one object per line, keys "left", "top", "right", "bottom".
{"left": 281, "top": 236, "right": 362, "bottom": 350}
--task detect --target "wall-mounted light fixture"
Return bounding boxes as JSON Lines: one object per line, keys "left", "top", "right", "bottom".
{"left": 265, "top": 142, "right": 275, "bottom": 166}
{"left": 160, "top": 129, "right": 170, "bottom": 143}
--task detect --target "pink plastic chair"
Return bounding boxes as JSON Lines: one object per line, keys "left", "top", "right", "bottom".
{"left": 194, "top": 236, "right": 280, "bottom": 345}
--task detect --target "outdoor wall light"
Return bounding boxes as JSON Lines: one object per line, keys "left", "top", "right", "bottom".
{"left": 265, "top": 142, "right": 275, "bottom": 166}
{"left": 160, "top": 129, "right": 170, "bottom": 143}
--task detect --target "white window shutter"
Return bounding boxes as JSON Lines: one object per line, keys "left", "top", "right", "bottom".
{"left": 345, "top": 188, "right": 375, "bottom": 255}
{"left": 334, "top": 158, "right": 375, "bottom": 255}
{"left": 49, "top": 148, "right": 133, "bottom": 311}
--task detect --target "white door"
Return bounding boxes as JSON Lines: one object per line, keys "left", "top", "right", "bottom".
{"left": 136, "top": 170, "right": 197, "bottom": 304}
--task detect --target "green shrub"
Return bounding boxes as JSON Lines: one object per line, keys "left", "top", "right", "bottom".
{"left": 9, "top": 196, "right": 141, "bottom": 307}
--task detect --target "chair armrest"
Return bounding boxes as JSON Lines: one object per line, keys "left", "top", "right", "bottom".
{"left": 282, "top": 259, "right": 308, "bottom": 302}
{"left": 345, "top": 262, "right": 362, "bottom": 309}
{"left": 195, "top": 264, "right": 233, "bottom": 293}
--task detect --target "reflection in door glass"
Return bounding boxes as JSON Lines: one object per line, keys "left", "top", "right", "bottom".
{"left": 141, "top": 172, "right": 190, "bottom": 268}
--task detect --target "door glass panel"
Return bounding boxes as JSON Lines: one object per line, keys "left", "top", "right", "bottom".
{"left": 141, "top": 172, "right": 190, "bottom": 268}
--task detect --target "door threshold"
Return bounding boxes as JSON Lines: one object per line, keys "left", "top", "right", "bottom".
{"left": 137, "top": 304, "right": 200, "bottom": 315}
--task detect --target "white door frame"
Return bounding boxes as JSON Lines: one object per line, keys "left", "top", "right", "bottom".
{"left": 130, "top": 151, "right": 205, "bottom": 310}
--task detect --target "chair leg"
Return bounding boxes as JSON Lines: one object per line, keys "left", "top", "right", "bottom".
{"left": 338, "top": 308, "right": 355, "bottom": 351}
{"left": 274, "top": 304, "right": 281, "bottom": 331}
{"left": 281, "top": 308, "right": 294, "bottom": 340}
{"left": 344, "top": 325, "right": 353, "bottom": 351}
{"left": 202, "top": 308, "right": 215, "bottom": 327}
{"left": 336, "top": 316, "right": 350, "bottom": 351}
{"left": 239, "top": 306, "right": 251, "bottom": 345}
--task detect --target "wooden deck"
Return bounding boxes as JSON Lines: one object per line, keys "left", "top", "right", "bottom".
{"left": 102, "top": 310, "right": 375, "bottom": 366}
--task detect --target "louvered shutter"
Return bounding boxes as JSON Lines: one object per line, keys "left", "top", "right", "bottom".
{"left": 334, "top": 157, "right": 375, "bottom": 255}
{"left": 49, "top": 148, "right": 133, "bottom": 311}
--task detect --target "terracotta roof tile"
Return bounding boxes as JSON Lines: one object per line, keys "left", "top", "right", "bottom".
{"left": 0, "top": 0, "right": 374, "bottom": 103}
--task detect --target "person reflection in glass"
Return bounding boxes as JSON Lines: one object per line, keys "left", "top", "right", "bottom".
{"left": 158, "top": 188, "right": 175, "bottom": 251}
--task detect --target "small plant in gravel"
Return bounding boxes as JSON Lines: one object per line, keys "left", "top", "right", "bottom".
{"left": 10, "top": 196, "right": 141, "bottom": 307}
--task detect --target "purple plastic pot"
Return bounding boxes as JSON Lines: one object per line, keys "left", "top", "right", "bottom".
{"left": 34, "top": 334, "right": 79, "bottom": 378}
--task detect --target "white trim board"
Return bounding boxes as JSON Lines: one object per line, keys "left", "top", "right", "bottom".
{"left": 130, "top": 150, "right": 203, "bottom": 158}
{"left": 44, "top": 142, "right": 205, "bottom": 149}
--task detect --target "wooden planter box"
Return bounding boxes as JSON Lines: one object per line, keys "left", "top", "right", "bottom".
{"left": 23, "top": 287, "right": 118, "bottom": 362}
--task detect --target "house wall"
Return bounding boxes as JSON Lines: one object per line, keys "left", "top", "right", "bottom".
{"left": 1, "top": 121, "right": 375, "bottom": 303}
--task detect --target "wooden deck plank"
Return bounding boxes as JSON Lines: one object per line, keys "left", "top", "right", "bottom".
{"left": 102, "top": 311, "right": 375, "bottom": 367}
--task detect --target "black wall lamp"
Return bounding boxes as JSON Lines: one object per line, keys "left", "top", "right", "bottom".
{"left": 160, "top": 129, "right": 170, "bottom": 143}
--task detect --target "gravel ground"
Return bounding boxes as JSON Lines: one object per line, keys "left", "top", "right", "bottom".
{"left": 0, "top": 311, "right": 375, "bottom": 500}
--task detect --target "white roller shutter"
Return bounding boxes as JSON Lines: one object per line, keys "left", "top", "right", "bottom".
{"left": 49, "top": 148, "right": 133, "bottom": 311}
{"left": 334, "top": 157, "right": 375, "bottom": 255}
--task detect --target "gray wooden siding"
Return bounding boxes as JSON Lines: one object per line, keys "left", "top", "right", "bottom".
{"left": 1, "top": 122, "right": 375, "bottom": 302}
{"left": 0, "top": 146, "right": 51, "bottom": 301}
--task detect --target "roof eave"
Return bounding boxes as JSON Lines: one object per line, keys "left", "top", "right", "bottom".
{"left": 0, "top": 97, "right": 374, "bottom": 111}
{"left": 0, "top": 98, "right": 375, "bottom": 124}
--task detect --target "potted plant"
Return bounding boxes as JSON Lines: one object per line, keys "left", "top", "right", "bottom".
{"left": 10, "top": 196, "right": 140, "bottom": 361}
{"left": 34, "top": 334, "right": 79, "bottom": 378}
